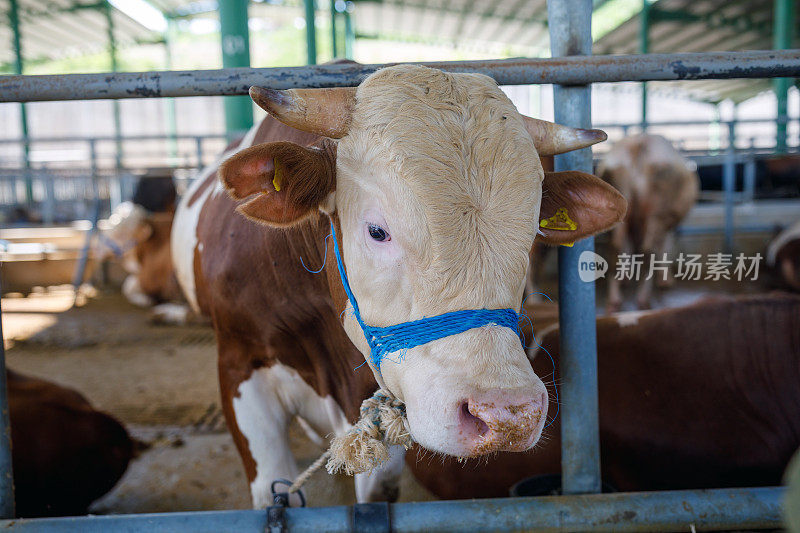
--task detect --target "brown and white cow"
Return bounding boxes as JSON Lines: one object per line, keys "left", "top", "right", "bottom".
{"left": 172, "top": 65, "right": 625, "bottom": 506}
{"left": 97, "top": 175, "right": 189, "bottom": 324}
{"left": 598, "top": 134, "right": 699, "bottom": 311}
{"left": 409, "top": 293, "right": 800, "bottom": 499}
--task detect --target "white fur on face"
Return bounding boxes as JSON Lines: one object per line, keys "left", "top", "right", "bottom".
{"left": 333, "top": 65, "right": 547, "bottom": 455}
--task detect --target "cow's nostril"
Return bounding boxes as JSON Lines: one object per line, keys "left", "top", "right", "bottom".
{"left": 461, "top": 401, "right": 489, "bottom": 436}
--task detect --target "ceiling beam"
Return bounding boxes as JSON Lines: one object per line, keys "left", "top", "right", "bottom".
{"left": 650, "top": 6, "right": 772, "bottom": 35}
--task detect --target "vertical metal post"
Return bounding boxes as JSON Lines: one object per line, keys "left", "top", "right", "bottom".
{"left": 0, "top": 279, "right": 14, "bottom": 518}
{"left": 710, "top": 105, "right": 721, "bottom": 154}
{"left": 73, "top": 140, "right": 100, "bottom": 295}
{"left": 305, "top": 0, "right": 318, "bottom": 64}
{"left": 344, "top": 3, "right": 355, "bottom": 60}
{"left": 8, "top": 0, "right": 32, "bottom": 206}
{"left": 639, "top": 0, "right": 649, "bottom": 131}
{"left": 194, "top": 137, "right": 203, "bottom": 170}
{"left": 743, "top": 158, "right": 756, "bottom": 202}
{"left": 43, "top": 176, "right": 55, "bottom": 225}
{"left": 548, "top": 0, "right": 602, "bottom": 495}
{"left": 773, "top": 0, "right": 794, "bottom": 153}
{"left": 723, "top": 120, "right": 736, "bottom": 252}
{"left": 330, "top": 0, "right": 339, "bottom": 57}
{"left": 104, "top": 2, "right": 123, "bottom": 170}
{"left": 219, "top": 0, "right": 254, "bottom": 139}
{"left": 196, "top": 137, "right": 204, "bottom": 169}
{"left": 164, "top": 19, "right": 178, "bottom": 163}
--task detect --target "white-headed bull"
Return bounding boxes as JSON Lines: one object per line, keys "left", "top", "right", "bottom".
{"left": 172, "top": 65, "right": 626, "bottom": 505}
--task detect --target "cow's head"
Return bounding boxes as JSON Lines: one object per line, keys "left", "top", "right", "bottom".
{"left": 96, "top": 201, "right": 151, "bottom": 273}
{"left": 220, "top": 65, "right": 625, "bottom": 458}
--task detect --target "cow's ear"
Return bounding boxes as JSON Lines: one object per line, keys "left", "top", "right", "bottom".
{"left": 538, "top": 171, "right": 626, "bottom": 245}
{"left": 219, "top": 140, "right": 336, "bottom": 226}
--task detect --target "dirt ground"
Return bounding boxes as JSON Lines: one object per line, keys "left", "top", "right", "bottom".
{"left": 1, "top": 288, "right": 434, "bottom": 514}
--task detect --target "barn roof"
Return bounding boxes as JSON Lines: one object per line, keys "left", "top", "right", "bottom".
{"left": 0, "top": 0, "right": 165, "bottom": 69}
{"left": 593, "top": 0, "right": 796, "bottom": 102}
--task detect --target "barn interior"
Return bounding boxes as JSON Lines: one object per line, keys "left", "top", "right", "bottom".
{"left": 0, "top": 0, "right": 799, "bottom": 530}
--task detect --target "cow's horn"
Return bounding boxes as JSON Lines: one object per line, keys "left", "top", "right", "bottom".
{"left": 521, "top": 115, "right": 607, "bottom": 156}
{"left": 249, "top": 86, "right": 356, "bottom": 139}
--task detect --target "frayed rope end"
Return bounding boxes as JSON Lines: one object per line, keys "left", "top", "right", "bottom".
{"left": 288, "top": 388, "right": 414, "bottom": 493}
{"left": 326, "top": 389, "right": 413, "bottom": 476}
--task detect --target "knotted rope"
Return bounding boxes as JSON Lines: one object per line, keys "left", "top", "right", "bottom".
{"left": 289, "top": 388, "right": 412, "bottom": 493}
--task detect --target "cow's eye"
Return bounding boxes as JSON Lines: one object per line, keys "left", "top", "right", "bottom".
{"left": 368, "top": 224, "right": 390, "bottom": 242}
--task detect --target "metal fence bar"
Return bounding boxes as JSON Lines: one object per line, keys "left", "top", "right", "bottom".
{"left": 676, "top": 223, "right": 778, "bottom": 236}
{"left": 548, "top": 0, "right": 602, "bottom": 495}
{"left": 596, "top": 116, "right": 798, "bottom": 128}
{"left": 0, "top": 280, "right": 14, "bottom": 519}
{"left": 743, "top": 158, "right": 757, "bottom": 202}
{"left": 0, "top": 134, "right": 228, "bottom": 144}
{"left": 723, "top": 121, "right": 738, "bottom": 252}
{"left": 0, "top": 487, "right": 784, "bottom": 532}
{"left": 1, "top": 50, "right": 799, "bottom": 102}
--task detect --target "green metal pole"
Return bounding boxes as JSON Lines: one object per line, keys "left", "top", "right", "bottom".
{"left": 330, "top": 0, "right": 338, "bottom": 58}
{"left": 164, "top": 19, "right": 178, "bottom": 163}
{"left": 219, "top": 0, "right": 254, "bottom": 138}
{"left": 305, "top": 0, "right": 317, "bottom": 64}
{"left": 9, "top": 0, "right": 32, "bottom": 205}
{"left": 773, "top": 0, "right": 794, "bottom": 153}
{"left": 344, "top": 4, "right": 354, "bottom": 60}
{"left": 105, "top": 2, "right": 123, "bottom": 169}
{"left": 640, "top": 0, "right": 649, "bottom": 131}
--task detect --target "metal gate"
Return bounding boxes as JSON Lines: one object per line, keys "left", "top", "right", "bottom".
{"left": 0, "top": 0, "right": 797, "bottom": 529}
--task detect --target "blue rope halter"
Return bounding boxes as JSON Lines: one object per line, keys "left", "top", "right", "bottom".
{"left": 329, "top": 221, "right": 521, "bottom": 371}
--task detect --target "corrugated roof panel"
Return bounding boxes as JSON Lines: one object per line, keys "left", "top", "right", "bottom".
{"left": 0, "top": 0, "right": 159, "bottom": 66}
{"left": 595, "top": 0, "right": 786, "bottom": 102}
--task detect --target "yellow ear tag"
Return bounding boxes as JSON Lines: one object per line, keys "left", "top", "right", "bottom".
{"left": 272, "top": 159, "right": 283, "bottom": 192}
{"left": 539, "top": 207, "right": 577, "bottom": 231}
{"left": 540, "top": 207, "right": 577, "bottom": 247}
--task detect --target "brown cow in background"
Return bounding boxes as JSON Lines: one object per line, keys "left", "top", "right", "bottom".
{"left": 97, "top": 171, "right": 189, "bottom": 324}
{"left": 8, "top": 370, "right": 133, "bottom": 517}
{"left": 409, "top": 293, "right": 800, "bottom": 499}
{"left": 599, "top": 134, "right": 699, "bottom": 311}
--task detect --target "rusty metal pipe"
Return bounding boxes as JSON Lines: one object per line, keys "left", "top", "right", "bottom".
{"left": 0, "top": 487, "right": 785, "bottom": 531}
{"left": 1, "top": 50, "right": 799, "bottom": 102}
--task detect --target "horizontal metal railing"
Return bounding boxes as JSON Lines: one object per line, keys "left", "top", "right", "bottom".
{"left": 0, "top": 487, "right": 785, "bottom": 532}
{"left": 0, "top": 50, "right": 798, "bottom": 102}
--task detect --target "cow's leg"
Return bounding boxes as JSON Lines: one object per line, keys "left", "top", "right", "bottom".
{"left": 122, "top": 275, "right": 154, "bottom": 308}
{"left": 354, "top": 445, "right": 406, "bottom": 502}
{"left": 150, "top": 303, "right": 190, "bottom": 325}
{"left": 656, "top": 230, "right": 676, "bottom": 289}
{"left": 636, "top": 223, "right": 667, "bottom": 309}
{"left": 219, "top": 355, "right": 301, "bottom": 508}
{"left": 606, "top": 223, "right": 626, "bottom": 313}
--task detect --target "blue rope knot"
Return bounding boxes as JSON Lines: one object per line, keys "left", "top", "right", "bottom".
{"left": 330, "top": 222, "right": 521, "bottom": 372}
